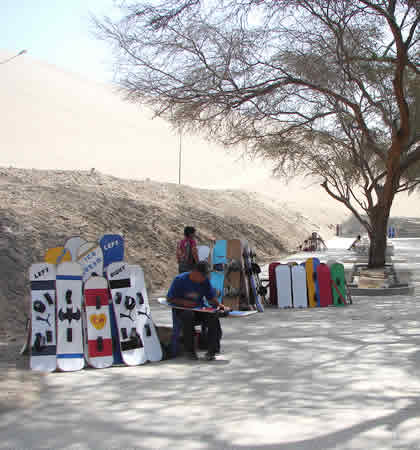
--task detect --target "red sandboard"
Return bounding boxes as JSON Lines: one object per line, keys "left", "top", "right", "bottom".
{"left": 317, "top": 263, "right": 333, "bottom": 307}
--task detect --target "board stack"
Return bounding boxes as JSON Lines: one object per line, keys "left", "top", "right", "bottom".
{"left": 27, "top": 234, "right": 162, "bottom": 372}
{"left": 208, "top": 239, "right": 266, "bottom": 313}
{"left": 268, "top": 258, "right": 350, "bottom": 309}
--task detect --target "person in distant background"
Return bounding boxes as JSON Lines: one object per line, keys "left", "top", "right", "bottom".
{"left": 348, "top": 235, "right": 361, "bottom": 250}
{"left": 176, "top": 226, "right": 199, "bottom": 273}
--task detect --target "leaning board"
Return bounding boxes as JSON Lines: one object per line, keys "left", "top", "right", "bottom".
{"left": 275, "top": 265, "right": 293, "bottom": 308}
{"left": 56, "top": 262, "right": 84, "bottom": 372}
{"left": 291, "top": 265, "right": 308, "bottom": 308}
{"left": 29, "top": 263, "right": 57, "bottom": 372}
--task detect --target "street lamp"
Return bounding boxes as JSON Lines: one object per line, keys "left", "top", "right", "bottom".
{"left": 0, "top": 49, "right": 28, "bottom": 65}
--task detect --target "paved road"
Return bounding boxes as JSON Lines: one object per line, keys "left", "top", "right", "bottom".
{"left": 2, "top": 238, "right": 420, "bottom": 450}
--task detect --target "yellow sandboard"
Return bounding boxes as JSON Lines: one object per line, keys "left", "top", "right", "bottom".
{"left": 44, "top": 247, "right": 72, "bottom": 265}
{"left": 305, "top": 259, "right": 317, "bottom": 308}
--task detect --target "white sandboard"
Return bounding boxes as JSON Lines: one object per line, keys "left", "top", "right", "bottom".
{"left": 56, "top": 262, "right": 84, "bottom": 371}
{"left": 64, "top": 236, "right": 86, "bottom": 262}
{"left": 198, "top": 245, "right": 211, "bottom": 262}
{"left": 158, "top": 298, "right": 258, "bottom": 316}
{"left": 77, "top": 241, "right": 104, "bottom": 282}
{"left": 275, "top": 264, "right": 293, "bottom": 308}
{"left": 291, "top": 265, "right": 308, "bottom": 308}
{"left": 84, "top": 276, "right": 113, "bottom": 369}
{"left": 129, "top": 265, "right": 162, "bottom": 362}
{"left": 107, "top": 262, "right": 146, "bottom": 366}
{"left": 29, "top": 263, "right": 57, "bottom": 372}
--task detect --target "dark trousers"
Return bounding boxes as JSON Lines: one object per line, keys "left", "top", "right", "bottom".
{"left": 175, "top": 309, "right": 221, "bottom": 354}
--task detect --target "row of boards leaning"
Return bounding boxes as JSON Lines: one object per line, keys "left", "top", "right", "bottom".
{"left": 268, "top": 258, "right": 350, "bottom": 308}
{"left": 197, "top": 239, "right": 265, "bottom": 313}
{"left": 29, "top": 234, "right": 162, "bottom": 372}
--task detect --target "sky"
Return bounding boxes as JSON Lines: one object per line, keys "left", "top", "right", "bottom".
{"left": 2, "top": 0, "right": 119, "bottom": 82}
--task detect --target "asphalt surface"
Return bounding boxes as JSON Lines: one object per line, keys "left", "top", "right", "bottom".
{"left": 2, "top": 237, "right": 420, "bottom": 450}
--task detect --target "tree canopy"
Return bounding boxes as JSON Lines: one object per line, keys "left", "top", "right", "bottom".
{"left": 95, "top": 0, "right": 420, "bottom": 266}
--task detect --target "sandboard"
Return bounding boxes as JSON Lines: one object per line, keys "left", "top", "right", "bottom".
{"left": 198, "top": 245, "right": 211, "bottom": 262}
{"left": 305, "top": 258, "right": 320, "bottom": 308}
{"left": 56, "top": 262, "right": 84, "bottom": 371}
{"left": 158, "top": 298, "right": 257, "bottom": 316}
{"left": 29, "top": 263, "right": 57, "bottom": 372}
{"left": 45, "top": 247, "right": 72, "bottom": 265}
{"left": 317, "top": 263, "right": 333, "bottom": 307}
{"left": 64, "top": 237, "right": 86, "bottom": 262}
{"left": 275, "top": 264, "right": 293, "bottom": 308}
{"left": 99, "top": 233, "right": 124, "bottom": 274}
{"left": 77, "top": 241, "right": 104, "bottom": 282}
{"left": 330, "top": 263, "right": 347, "bottom": 306}
{"left": 268, "top": 262, "right": 281, "bottom": 306}
{"left": 84, "top": 276, "right": 113, "bottom": 368}
{"left": 210, "top": 240, "right": 227, "bottom": 304}
{"left": 107, "top": 262, "right": 146, "bottom": 366}
{"left": 243, "top": 244, "right": 264, "bottom": 312}
{"left": 129, "top": 265, "right": 162, "bottom": 362}
{"left": 224, "top": 239, "right": 242, "bottom": 310}
{"left": 291, "top": 265, "right": 308, "bottom": 308}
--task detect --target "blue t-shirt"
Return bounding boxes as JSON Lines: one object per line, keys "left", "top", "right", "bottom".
{"left": 167, "top": 272, "right": 216, "bottom": 307}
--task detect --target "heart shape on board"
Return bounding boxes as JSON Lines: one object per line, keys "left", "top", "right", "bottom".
{"left": 90, "top": 314, "right": 106, "bottom": 330}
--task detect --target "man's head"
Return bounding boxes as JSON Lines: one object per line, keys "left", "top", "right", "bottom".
{"left": 189, "top": 260, "right": 210, "bottom": 283}
{"left": 184, "top": 226, "right": 196, "bottom": 238}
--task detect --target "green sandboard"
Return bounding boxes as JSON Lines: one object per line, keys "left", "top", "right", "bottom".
{"left": 330, "top": 263, "right": 346, "bottom": 306}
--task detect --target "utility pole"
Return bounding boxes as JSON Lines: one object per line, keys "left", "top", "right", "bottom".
{"left": 178, "top": 129, "right": 182, "bottom": 184}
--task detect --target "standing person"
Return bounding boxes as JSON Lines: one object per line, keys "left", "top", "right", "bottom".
{"left": 167, "top": 261, "right": 229, "bottom": 361}
{"left": 176, "top": 226, "right": 199, "bottom": 274}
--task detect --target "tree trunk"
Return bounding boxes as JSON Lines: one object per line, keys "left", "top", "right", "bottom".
{"left": 367, "top": 207, "right": 390, "bottom": 268}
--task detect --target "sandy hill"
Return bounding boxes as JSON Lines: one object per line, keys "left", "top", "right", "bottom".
{"left": 0, "top": 166, "right": 335, "bottom": 339}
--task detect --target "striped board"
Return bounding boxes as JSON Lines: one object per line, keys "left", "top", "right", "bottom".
{"left": 99, "top": 233, "right": 124, "bottom": 273}
{"left": 275, "top": 264, "right": 293, "bottom": 308}
{"left": 56, "top": 262, "right": 84, "bottom": 371}
{"left": 84, "top": 276, "right": 113, "bottom": 368}
{"left": 317, "top": 263, "right": 333, "bottom": 307}
{"left": 77, "top": 241, "right": 104, "bottom": 282}
{"left": 29, "top": 263, "right": 57, "bottom": 372}
{"left": 45, "top": 247, "right": 72, "bottom": 265}
{"left": 291, "top": 265, "right": 308, "bottom": 308}
{"left": 130, "top": 265, "right": 162, "bottom": 363}
{"left": 64, "top": 237, "right": 86, "bottom": 262}
{"left": 107, "top": 262, "right": 145, "bottom": 366}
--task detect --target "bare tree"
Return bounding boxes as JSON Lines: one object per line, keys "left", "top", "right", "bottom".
{"left": 94, "top": 0, "right": 420, "bottom": 267}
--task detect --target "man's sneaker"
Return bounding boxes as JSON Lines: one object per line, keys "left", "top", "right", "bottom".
{"left": 204, "top": 352, "right": 216, "bottom": 361}
{"left": 185, "top": 351, "right": 199, "bottom": 361}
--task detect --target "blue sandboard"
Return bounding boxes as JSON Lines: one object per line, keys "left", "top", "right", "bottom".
{"left": 210, "top": 240, "right": 227, "bottom": 303}
{"left": 100, "top": 234, "right": 124, "bottom": 274}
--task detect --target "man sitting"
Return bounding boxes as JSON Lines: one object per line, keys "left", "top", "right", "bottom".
{"left": 166, "top": 261, "right": 228, "bottom": 361}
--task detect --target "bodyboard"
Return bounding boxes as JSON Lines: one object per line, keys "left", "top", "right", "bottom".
{"left": 330, "top": 263, "right": 347, "bottom": 306}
